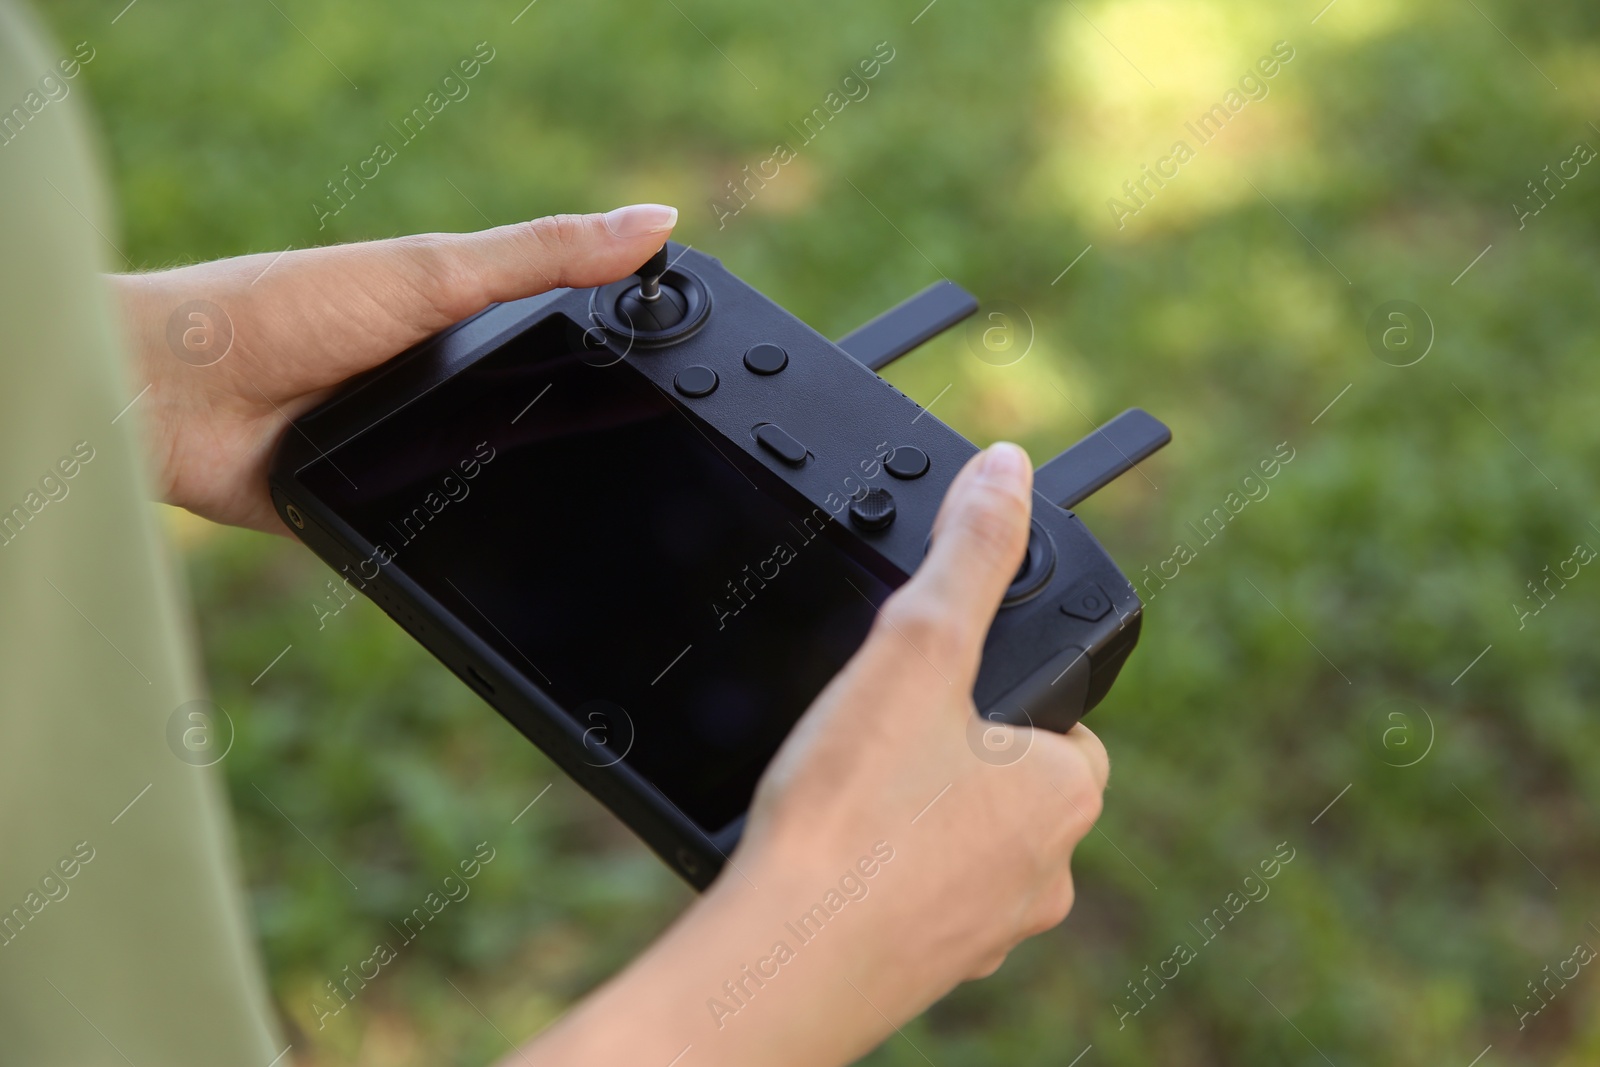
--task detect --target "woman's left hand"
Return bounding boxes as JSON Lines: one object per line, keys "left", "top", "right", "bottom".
{"left": 113, "top": 204, "right": 679, "bottom": 533}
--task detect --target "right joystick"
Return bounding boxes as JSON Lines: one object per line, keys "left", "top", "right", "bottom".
{"left": 615, "top": 245, "right": 687, "bottom": 332}
{"left": 1004, "top": 521, "right": 1056, "bottom": 605}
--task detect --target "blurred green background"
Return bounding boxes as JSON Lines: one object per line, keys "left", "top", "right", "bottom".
{"left": 37, "top": 0, "right": 1600, "bottom": 1063}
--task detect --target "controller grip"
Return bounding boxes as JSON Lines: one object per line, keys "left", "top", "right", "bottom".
{"left": 980, "top": 644, "right": 1093, "bottom": 734}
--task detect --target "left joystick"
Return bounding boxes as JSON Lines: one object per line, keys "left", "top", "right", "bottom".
{"left": 617, "top": 245, "right": 687, "bottom": 331}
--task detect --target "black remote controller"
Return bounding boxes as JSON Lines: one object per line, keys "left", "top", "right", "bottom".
{"left": 269, "top": 242, "right": 1170, "bottom": 888}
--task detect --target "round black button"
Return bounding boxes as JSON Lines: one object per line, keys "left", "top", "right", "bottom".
{"left": 849, "top": 488, "right": 896, "bottom": 532}
{"left": 743, "top": 343, "right": 788, "bottom": 375}
{"left": 885, "top": 445, "right": 930, "bottom": 479}
{"left": 674, "top": 365, "right": 718, "bottom": 398}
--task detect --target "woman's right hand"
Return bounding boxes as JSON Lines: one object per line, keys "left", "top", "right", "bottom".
{"left": 736, "top": 440, "right": 1110, "bottom": 1016}
{"left": 516, "top": 442, "right": 1110, "bottom": 1067}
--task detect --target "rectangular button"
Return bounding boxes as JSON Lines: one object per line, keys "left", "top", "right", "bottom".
{"left": 755, "top": 424, "right": 808, "bottom": 466}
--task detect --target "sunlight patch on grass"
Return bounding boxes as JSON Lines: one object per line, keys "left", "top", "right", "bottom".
{"left": 1034, "top": 0, "right": 1318, "bottom": 239}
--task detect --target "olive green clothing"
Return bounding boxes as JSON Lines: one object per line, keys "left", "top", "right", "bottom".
{"left": 0, "top": 4, "right": 281, "bottom": 1063}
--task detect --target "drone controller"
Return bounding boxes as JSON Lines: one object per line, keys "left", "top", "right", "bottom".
{"left": 269, "top": 242, "right": 1170, "bottom": 888}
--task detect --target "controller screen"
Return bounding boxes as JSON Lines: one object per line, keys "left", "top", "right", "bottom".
{"left": 299, "top": 314, "right": 904, "bottom": 833}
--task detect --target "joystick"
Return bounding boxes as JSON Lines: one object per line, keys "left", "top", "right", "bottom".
{"left": 590, "top": 244, "right": 711, "bottom": 345}
{"left": 615, "top": 246, "right": 687, "bottom": 332}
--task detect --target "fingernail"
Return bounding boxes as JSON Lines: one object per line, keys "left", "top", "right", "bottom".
{"left": 979, "top": 442, "right": 1031, "bottom": 495}
{"left": 603, "top": 203, "right": 678, "bottom": 238}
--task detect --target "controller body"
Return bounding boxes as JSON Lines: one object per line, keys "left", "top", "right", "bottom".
{"left": 269, "top": 243, "right": 1164, "bottom": 888}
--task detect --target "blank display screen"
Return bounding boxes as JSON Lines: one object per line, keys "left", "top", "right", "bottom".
{"left": 300, "top": 315, "right": 904, "bottom": 832}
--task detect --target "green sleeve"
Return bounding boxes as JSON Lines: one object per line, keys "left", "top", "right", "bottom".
{"left": 0, "top": 4, "right": 283, "bottom": 1063}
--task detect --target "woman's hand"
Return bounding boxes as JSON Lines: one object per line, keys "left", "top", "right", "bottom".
{"left": 740, "top": 441, "right": 1110, "bottom": 993}
{"left": 112, "top": 204, "right": 679, "bottom": 532}
{"left": 519, "top": 443, "right": 1110, "bottom": 1067}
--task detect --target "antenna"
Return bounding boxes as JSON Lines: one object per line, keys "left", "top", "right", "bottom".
{"left": 1035, "top": 408, "right": 1171, "bottom": 509}
{"left": 836, "top": 280, "right": 979, "bottom": 371}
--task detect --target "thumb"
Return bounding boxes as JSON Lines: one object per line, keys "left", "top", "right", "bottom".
{"left": 877, "top": 443, "right": 1034, "bottom": 677}
{"left": 424, "top": 204, "right": 679, "bottom": 316}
